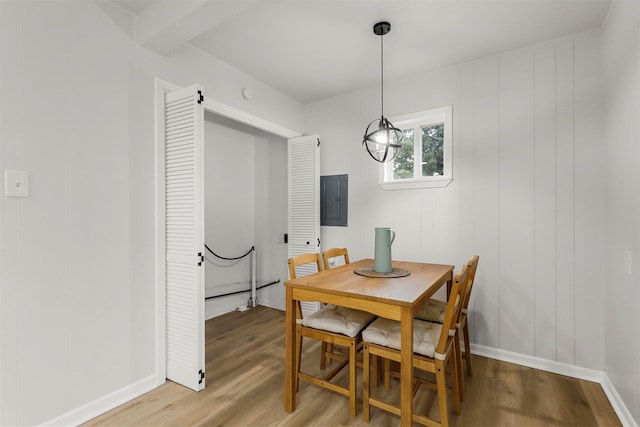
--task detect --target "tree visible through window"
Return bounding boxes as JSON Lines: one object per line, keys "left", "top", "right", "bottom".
{"left": 380, "top": 105, "right": 452, "bottom": 190}
{"left": 421, "top": 123, "right": 444, "bottom": 177}
{"left": 393, "top": 129, "right": 414, "bottom": 180}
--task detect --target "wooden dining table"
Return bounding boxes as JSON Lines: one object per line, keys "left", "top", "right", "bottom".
{"left": 284, "top": 258, "right": 454, "bottom": 426}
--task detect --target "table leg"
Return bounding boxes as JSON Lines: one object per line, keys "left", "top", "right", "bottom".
{"left": 284, "top": 287, "right": 296, "bottom": 412}
{"left": 446, "top": 274, "right": 453, "bottom": 301}
{"left": 400, "top": 307, "right": 413, "bottom": 427}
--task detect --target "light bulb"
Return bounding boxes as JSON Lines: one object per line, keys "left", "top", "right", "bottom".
{"left": 374, "top": 131, "right": 388, "bottom": 144}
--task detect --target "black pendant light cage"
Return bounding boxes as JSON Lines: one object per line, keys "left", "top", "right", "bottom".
{"left": 363, "top": 21, "right": 404, "bottom": 163}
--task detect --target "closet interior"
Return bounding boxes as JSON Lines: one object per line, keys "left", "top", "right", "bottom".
{"left": 203, "top": 112, "right": 289, "bottom": 320}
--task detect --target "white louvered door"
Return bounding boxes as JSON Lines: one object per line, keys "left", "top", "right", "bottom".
{"left": 287, "top": 135, "right": 321, "bottom": 316}
{"left": 164, "top": 84, "right": 205, "bottom": 391}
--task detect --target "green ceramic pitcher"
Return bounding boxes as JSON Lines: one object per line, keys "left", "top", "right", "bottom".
{"left": 374, "top": 227, "right": 396, "bottom": 273}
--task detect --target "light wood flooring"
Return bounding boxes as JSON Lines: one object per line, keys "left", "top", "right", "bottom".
{"left": 85, "top": 306, "right": 621, "bottom": 426}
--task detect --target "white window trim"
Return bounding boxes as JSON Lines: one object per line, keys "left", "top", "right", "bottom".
{"left": 378, "top": 105, "right": 453, "bottom": 190}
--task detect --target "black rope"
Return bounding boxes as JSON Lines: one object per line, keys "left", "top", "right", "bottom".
{"left": 205, "top": 244, "right": 254, "bottom": 261}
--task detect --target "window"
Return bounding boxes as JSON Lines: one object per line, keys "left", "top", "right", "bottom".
{"left": 379, "top": 105, "right": 453, "bottom": 190}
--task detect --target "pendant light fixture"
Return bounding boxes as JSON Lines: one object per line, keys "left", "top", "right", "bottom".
{"left": 363, "top": 21, "right": 403, "bottom": 163}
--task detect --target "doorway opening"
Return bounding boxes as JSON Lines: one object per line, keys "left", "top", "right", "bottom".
{"left": 202, "top": 112, "right": 289, "bottom": 319}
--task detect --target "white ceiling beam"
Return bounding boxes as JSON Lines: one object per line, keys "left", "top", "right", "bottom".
{"left": 136, "top": 0, "right": 256, "bottom": 55}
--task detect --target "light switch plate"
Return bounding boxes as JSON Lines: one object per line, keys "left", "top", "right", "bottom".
{"left": 5, "top": 170, "right": 30, "bottom": 197}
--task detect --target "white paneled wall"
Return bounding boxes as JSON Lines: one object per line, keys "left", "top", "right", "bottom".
{"left": 602, "top": 1, "right": 640, "bottom": 423}
{"left": 307, "top": 30, "right": 604, "bottom": 370}
{"left": 572, "top": 31, "right": 604, "bottom": 371}
{"left": 471, "top": 57, "right": 501, "bottom": 350}
{"left": 499, "top": 48, "right": 536, "bottom": 357}
{"left": 533, "top": 41, "right": 558, "bottom": 363}
{"left": 555, "top": 39, "right": 578, "bottom": 365}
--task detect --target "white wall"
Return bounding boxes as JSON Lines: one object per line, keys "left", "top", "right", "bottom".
{"left": 602, "top": 1, "right": 640, "bottom": 424}
{"left": 305, "top": 30, "right": 605, "bottom": 370}
{"left": 253, "top": 132, "right": 289, "bottom": 311}
{"left": 0, "top": 1, "right": 302, "bottom": 424}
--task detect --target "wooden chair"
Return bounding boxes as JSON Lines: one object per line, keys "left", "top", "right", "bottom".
{"left": 288, "top": 252, "right": 376, "bottom": 416}
{"left": 321, "top": 247, "right": 383, "bottom": 387}
{"left": 320, "top": 247, "right": 351, "bottom": 367}
{"left": 415, "top": 255, "right": 480, "bottom": 391}
{"left": 322, "top": 247, "right": 350, "bottom": 270}
{"left": 361, "top": 264, "right": 471, "bottom": 427}
{"left": 458, "top": 256, "right": 479, "bottom": 378}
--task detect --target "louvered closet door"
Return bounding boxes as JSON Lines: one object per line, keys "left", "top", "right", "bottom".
{"left": 164, "top": 84, "right": 205, "bottom": 391}
{"left": 287, "top": 135, "right": 321, "bottom": 316}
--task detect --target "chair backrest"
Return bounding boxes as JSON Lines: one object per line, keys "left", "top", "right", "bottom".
{"left": 288, "top": 253, "right": 323, "bottom": 320}
{"left": 462, "top": 255, "right": 480, "bottom": 310}
{"left": 288, "top": 252, "right": 323, "bottom": 280}
{"left": 322, "top": 247, "right": 350, "bottom": 270}
{"left": 436, "top": 264, "right": 470, "bottom": 355}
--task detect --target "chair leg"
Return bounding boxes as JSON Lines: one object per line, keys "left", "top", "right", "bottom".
{"left": 363, "top": 344, "right": 371, "bottom": 422}
{"left": 384, "top": 358, "right": 391, "bottom": 391}
{"left": 295, "top": 330, "right": 302, "bottom": 392}
{"left": 371, "top": 354, "right": 379, "bottom": 388}
{"left": 349, "top": 341, "right": 357, "bottom": 417}
{"left": 463, "top": 324, "right": 473, "bottom": 377}
{"left": 435, "top": 360, "right": 450, "bottom": 427}
{"left": 320, "top": 341, "right": 328, "bottom": 370}
{"left": 449, "top": 352, "right": 461, "bottom": 416}
{"left": 320, "top": 342, "right": 334, "bottom": 369}
{"left": 454, "top": 330, "right": 464, "bottom": 402}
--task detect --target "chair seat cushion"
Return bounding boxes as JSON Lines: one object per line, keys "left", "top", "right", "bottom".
{"left": 302, "top": 304, "right": 376, "bottom": 338}
{"left": 414, "top": 298, "right": 447, "bottom": 323}
{"left": 362, "top": 317, "right": 442, "bottom": 358}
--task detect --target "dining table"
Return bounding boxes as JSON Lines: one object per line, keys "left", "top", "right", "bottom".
{"left": 284, "top": 258, "right": 454, "bottom": 427}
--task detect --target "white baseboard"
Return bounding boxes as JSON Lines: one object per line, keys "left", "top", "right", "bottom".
{"left": 601, "top": 372, "right": 639, "bottom": 427}
{"left": 205, "top": 294, "right": 249, "bottom": 320}
{"left": 470, "top": 343, "right": 638, "bottom": 427}
{"left": 40, "top": 375, "right": 160, "bottom": 426}
{"left": 256, "top": 299, "right": 284, "bottom": 312}
{"left": 470, "top": 343, "right": 603, "bottom": 382}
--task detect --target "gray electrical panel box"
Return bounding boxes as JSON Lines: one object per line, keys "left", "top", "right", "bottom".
{"left": 320, "top": 174, "right": 348, "bottom": 227}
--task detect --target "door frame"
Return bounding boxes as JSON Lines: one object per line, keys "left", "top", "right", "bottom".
{"left": 154, "top": 78, "right": 301, "bottom": 385}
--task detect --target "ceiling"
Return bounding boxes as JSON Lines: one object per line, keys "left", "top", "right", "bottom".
{"left": 111, "top": 0, "right": 612, "bottom": 104}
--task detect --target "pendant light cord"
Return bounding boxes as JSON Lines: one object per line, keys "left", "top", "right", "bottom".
{"left": 380, "top": 31, "right": 384, "bottom": 118}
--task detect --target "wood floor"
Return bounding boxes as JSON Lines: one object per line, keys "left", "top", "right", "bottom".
{"left": 85, "top": 306, "right": 621, "bottom": 427}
